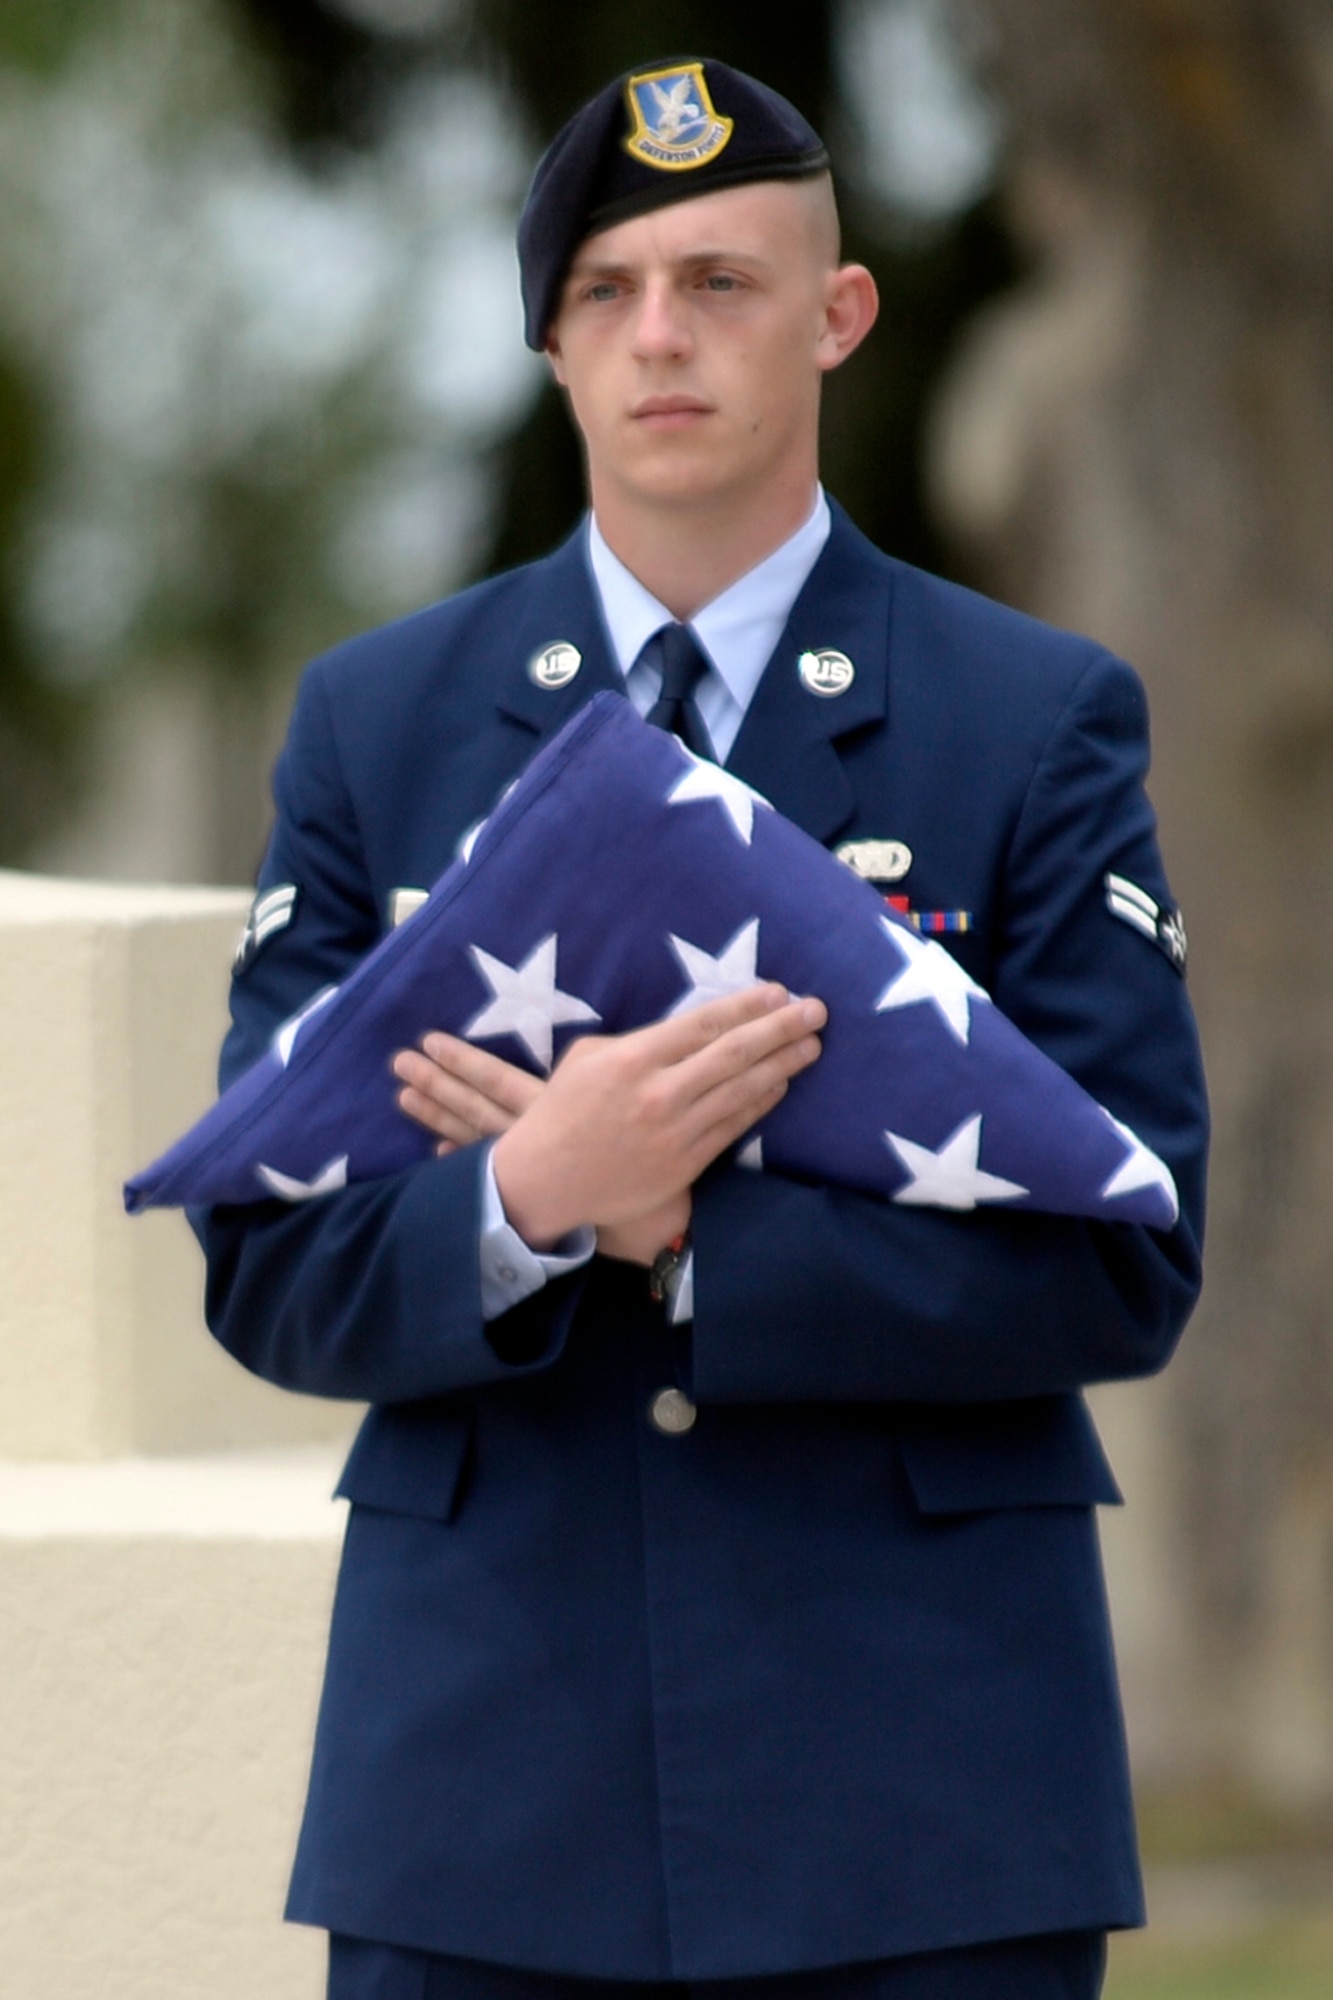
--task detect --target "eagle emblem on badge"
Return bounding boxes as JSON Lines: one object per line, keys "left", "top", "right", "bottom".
{"left": 623, "top": 62, "right": 734, "bottom": 172}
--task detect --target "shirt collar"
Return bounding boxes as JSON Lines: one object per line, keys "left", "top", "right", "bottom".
{"left": 585, "top": 488, "right": 832, "bottom": 710}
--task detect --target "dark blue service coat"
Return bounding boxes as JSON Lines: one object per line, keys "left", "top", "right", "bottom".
{"left": 196, "top": 504, "right": 1207, "bottom": 1982}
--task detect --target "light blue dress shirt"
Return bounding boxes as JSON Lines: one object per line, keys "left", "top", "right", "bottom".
{"left": 479, "top": 487, "right": 832, "bottom": 1322}
{"left": 587, "top": 487, "right": 831, "bottom": 762}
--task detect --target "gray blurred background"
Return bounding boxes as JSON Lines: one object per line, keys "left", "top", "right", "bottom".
{"left": 2, "top": 0, "right": 1332, "bottom": 1878}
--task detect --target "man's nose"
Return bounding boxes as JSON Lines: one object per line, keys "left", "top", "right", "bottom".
{"left": 631, "top": 279, "right": 691, "bottom": 358}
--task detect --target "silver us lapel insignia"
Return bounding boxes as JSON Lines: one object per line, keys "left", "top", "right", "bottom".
{"left": 623, "top": 63, "right": 734, "bottom": 172}
{"left": 529, "top": 642, "right": 582, "bottom": 690}
{"left": 798, "top": 648, "right": 855, "bottom": 697}
{"left": 233, "top": 883, "right": 297, "bottom": 976}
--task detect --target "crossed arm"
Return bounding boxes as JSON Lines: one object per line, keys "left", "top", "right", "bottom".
{"left": 392, "top": 983, "right": 827, "bottom": 1264}
{"left": 199, "top": 644, "right": 1206, "bottom": 1409}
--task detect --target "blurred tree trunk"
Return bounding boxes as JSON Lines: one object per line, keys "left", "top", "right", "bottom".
{"left": 932, "top": 0, "right": 1333, "bottom": 1800}
{"left": 0, "top": 354, "right": 82, "bottom": 860}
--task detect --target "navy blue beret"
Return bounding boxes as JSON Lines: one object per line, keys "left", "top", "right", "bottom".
{"left": 518, "top": 58, "right": 830, "bottom": 349}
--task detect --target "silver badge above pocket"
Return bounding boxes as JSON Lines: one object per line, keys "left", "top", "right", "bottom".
{"left": 835, "top": 838, "right": 912, "bottom": 884}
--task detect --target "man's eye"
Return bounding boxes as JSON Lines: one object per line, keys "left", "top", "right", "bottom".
{"left": 703, "top": 273, "right": 741, "bottom": 292}
{"left": 585, "top": 281, "right": 621, "bottom": 303}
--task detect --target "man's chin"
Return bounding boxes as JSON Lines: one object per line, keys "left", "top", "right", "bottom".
{"left": 613, "top": 456, "right": 753, "bottom": 515}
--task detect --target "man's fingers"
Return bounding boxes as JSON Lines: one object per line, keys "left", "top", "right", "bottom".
{"left": 396, "top": 1080, "right": 506, "bottom": 1144}
{"left": 685, "top": 1042, "right": 820, "bottom": 1173}
{"left": 625, "top": 982, "right": 794, "bottom": 1068}
{"left": 688, "top": 1094, "right": 790, "bottom": 1178}
{"left": 668, "top": 995, "right": 826, "bottom": 1100}
{"left": 392, "top": 1056, "right": 512, "bottom": 1137}
{"left": 416, "top": 1034, "right": 544, "bottom": 1114}
{"left": 392, "top": 1036, "right": 543, "bottom": 1143}
{"left": 682, "top": 1028, "right": 823, "bottom": 1150}
{"left": 604, "top": 988, "right": 825, "bottom": 1097}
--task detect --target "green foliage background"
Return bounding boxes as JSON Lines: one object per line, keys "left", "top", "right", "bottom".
{"left": 0, "top": 0, "right": 1013, "bottom": 867}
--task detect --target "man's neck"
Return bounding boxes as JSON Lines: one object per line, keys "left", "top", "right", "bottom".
{"left": 589, "top": 472, "right": 821, "bottom": 621}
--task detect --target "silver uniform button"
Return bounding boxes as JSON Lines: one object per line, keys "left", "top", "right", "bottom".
{"left": 797, "top": 647, "right": 855, "bottom": 697}
{"left": 529, "top": 641, "right": 582, "bottom": 690}
{"left": 649, "top": 1388, "right": 697, "bottom": 1435}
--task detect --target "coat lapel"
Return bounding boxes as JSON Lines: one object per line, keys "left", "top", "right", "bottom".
{"left": 494, "top": 509, "right": 895, "bottom": 846}
{"left": 725, "top": 506, "right": 894, "bottom": 847}
{"left": 494, "top": 527, "right": 625, "bottom": 741}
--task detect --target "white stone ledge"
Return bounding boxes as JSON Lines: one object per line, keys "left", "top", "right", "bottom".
{"left": 0, "top": 1455, "right": 343, "bottom": 1999}
{"left": 0, "top": 1447, "right": 349, "bottom": 1541}
{"left": 0, "top": 868, "right": 359, "bottom": 1458}
{"left": 0, "top": 867, "right": 248, "bottom": 924}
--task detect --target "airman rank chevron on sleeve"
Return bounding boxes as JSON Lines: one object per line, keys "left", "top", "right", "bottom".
{"left": 127, "top": 696, "right": 1180, "bottom": 1231}
{"left": 232, "top": 882, "right": 297, "bottom": 975}
{"left": 1105, "top": 871, "right": 1188, "bottom": 973}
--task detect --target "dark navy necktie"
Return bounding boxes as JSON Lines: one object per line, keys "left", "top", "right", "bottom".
{"left": 642, "top": 623, "right": 714, "bottom": 759}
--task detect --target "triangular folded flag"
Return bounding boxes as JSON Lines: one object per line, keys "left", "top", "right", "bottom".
{"left": 125, "top": 693, "right": 1178, "bottom": 1229}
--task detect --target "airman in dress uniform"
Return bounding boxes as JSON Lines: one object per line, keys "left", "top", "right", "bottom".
{"left": 197, "top": 57, "right": 1207, "bottom": 2000}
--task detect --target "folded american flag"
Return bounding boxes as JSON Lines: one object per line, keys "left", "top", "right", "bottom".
{"left": 125, "top": 693, "right": 1177, "bottom": 1228}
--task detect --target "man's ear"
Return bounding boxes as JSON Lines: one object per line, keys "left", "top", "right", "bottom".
{"left": 545, "top": 335, "right": 568, "bottom": 387}
{"left": 816, "top": 263, "right": 879, "bottom": 374}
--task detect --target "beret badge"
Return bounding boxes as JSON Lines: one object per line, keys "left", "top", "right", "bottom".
{"left": 518, "top": 58, "right": 828, "bottom": 348}
{"left": 623, "top": 62, "right": 734, "bottom": 173}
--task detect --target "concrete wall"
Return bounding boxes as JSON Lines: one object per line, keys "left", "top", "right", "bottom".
{"left": 0, "top": 873, "right": 357, "bottom": 1998}
{"left": 0, "top": 1455, "right": 342, "bottom": 2000}
{"left": 0, "top": 870, "right": 355, "bottom": 1457}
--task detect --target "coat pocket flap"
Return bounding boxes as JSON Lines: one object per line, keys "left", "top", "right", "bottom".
{"left": 898, "top": 1396, "right": 1123, "bottom": 1514}
{"left": 335, "top": 1400, "right": 473, "bottom": 1521}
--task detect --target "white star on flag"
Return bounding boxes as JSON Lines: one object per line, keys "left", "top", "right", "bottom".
{"left": 256, "top": 1156, "right": 349, "bottom": 1201}
{"left": 667, "top": 753, "right": 771, "bottom": 845}
{"left": 667, "top": 918, "right": 761, "bottom": 1015}
{"left": 874, "top": 918, "right": 988, "bottom": 1045}
{"left": 463, "top": 934, "right": 600, "bottom": 1071}
{"left": 1099, "top": 1112, "right": 1180, "bottom": 1225}
{"left": 886, "top": 1114, "right": 1028, "bottom": 1210}
{"left": 273, "top": 985, "right": 340, "bottom": 1068}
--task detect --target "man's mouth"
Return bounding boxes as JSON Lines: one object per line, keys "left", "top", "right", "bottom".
{"left": 631, "top": 395, "right": 714, "bottom": 428}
